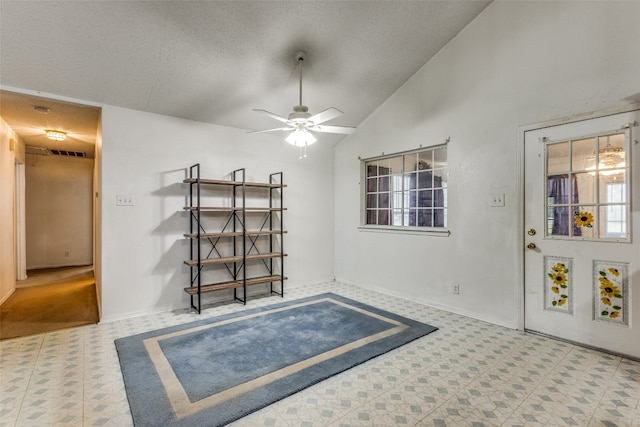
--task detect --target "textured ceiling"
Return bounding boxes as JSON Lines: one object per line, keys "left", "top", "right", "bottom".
{"left": 0, "top": 1, "right": 490, "bottom": 150}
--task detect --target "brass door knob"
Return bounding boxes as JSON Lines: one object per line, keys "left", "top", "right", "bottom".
{"left": 527, "top": 243, "right": 536, "bottom": 250}
{"left": 528, "top": 228, "right": 536, "bottom": 236}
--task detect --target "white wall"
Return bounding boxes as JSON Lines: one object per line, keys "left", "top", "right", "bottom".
{"left": 25, "top": 154, "right": 94, "bottom": 269}
{"left": 334, "top": 1, "right": 640, "bottom": 328}
{"left": 0, "top": 117, "right": 25, "bottom": 304}
{"left": 100, "top": 106, "right": 334, "bottom": 321}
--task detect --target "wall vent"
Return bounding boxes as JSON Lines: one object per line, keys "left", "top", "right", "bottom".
{"left": 25, "top": 146, "right": 52, "bottom": 156}
{"left": 50, "top": 149, "right": 86, "bottom": 158}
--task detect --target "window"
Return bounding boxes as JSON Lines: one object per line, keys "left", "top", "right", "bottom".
{"left": 545, "top": 130, "right": 630, "bottom": 241}
{"left": 363, "top": 145, "right": 447, "bottom": 229}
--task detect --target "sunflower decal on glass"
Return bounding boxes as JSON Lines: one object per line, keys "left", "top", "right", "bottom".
{"left": 574, "top": 210, "right": 594, "bottom": 228}
{"left": 544, "top": 256, "right": 573, "bottom": 314}
{"left": 593, "top": 260, "right": 629, "bottom": 326}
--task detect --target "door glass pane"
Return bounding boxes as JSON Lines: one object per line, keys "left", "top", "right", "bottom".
{"left": 599, "top": 172, "right": 626, "bottom": 203}
{"left": 573, "top": 206, "right": 596, "bottom": 238}
{"left": 574, "top": 172, "right": 595, "bottom": 204}
{"left": 434, "top": 169, "right": 447, "bottom": 188}
{"left": 366, "top": 163, "right": 379, "bottom": 177}
{"left": 547, "top": 175, "right": 570, "bottom": 205}
{"left": 407, "top": 208, "right": 417, "bottom": 226}
{"left": 572, "top": 137, "right": 596, "bottom": 171}
{"left": 547, "top": 142, "right": 569, "bottom": 174}
{"left": 598, "top": 133, "right": 625, "bottom": 169}
{"left": 600, "top": 205, "right": 626, "bottom": 238}
{"left": 548, "top": 206, "right": 570, "bottom": 236}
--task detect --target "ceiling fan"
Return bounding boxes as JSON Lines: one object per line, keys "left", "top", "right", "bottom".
{"left": 249, "top": 51, "right": 356, "bottom": 154}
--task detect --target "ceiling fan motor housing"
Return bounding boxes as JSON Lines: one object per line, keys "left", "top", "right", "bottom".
{"left": 288, "top": 105, "right": 312, "bottom": 123}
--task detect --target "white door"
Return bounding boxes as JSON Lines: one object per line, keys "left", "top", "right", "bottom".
{"left": 524, "top": 110, "right": 640, "bottom": 359}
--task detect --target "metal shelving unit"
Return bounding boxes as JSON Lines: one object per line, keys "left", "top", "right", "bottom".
{"left": 183, "top": 164, "right": 286, "bottom": 313}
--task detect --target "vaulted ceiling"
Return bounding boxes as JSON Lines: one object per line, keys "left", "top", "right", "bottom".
{"left": 0, "top": 1, "right": 490, "bottom": 152}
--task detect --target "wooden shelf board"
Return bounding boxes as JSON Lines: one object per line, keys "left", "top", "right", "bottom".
{"left": 184, "top": 252, "right": 287, "bottom": 267}
{"left": 184, "top": 207, "right": 286, "bottom": 212}
{"left": 184, "top": 230, "right": 287, "bottom": 239}
{"left": 184, "top": 275, "right": 288, "bottom": 295}
{"left": 183, "top": 178, "right": 286, "bottom": 189}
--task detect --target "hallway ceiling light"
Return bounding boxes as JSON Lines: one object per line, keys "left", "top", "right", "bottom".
{"left": 46, "top": 130, "right": 66, "bottom": 141}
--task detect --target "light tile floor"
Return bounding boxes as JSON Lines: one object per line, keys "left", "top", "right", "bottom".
{"left": 1, "top": 282, "right": 639, "bottom": 426}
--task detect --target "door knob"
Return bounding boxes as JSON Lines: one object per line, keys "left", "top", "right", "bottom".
{"left": 527, "top": 243, "right": 536, "bottom": 250}
{"left": 528, "top": 228, "right": 536, "bottom": 236}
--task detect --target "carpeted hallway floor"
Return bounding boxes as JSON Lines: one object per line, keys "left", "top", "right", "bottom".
{"left": 0, "top": 267, "right": 99, "bottom": 340}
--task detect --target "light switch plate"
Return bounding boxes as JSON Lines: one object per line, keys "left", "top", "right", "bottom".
{"left": 116, "top": 195, "right": 135, "bottom": 206}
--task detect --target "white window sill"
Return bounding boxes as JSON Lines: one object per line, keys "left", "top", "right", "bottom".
{"left": 358, "top": 225, "right": 451, "bottom": 237}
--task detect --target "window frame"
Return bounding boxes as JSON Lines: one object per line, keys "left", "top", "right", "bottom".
{"left": 359, "top": 144, "right": 450, "bottom": 236}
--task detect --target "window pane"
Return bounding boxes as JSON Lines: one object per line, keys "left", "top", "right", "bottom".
{"left": 574, "top": 172, "right": 595, "bottom": 205}
{"left": 406, "top": 172, "right": 417, "bottom": 190}
{"left": 392, "top": 209, "right": 403, "bottom": 226}
{"left": 407, "top": 209, "right": 417, "bottom": 226}
{"left": 366, "top": 163, "right": 378, "bottom": 177}
{"left": 388, "top": 156, "right": 403, "bottom": 174}
{"left": 366, "top": 210, "right": 376, "bottom": 225}
{"left": 433, "top": 189, "right": 445, "bottom": 208}
{"left": 418, "top": 151, "right": 433, "bottom": 170}
{"left": 418, "top": 209, "right": 432, "bottom": 227}
{"left": 378, "top": 209, "right": 389, "bottom": 225}
{"left": 379, "top": 176, "right": 389, "bottom": 192}
{"left": 407, "top": 190, "right": 416, "bottom": 208}
{"left": 378, "top": 193, "right": 389, "bottom": 209}
{"left": 433, "top": 169, "right": 447, "bottom": 188}
{"left": 367, "top": 194, "right": 377, "bottom": 208}
{"left": 433, "top": 147, "right": 447, "bottom": 168}
{"left": 418, "top": 171, "right": 432, "bottom": 189}
{"left": 434, "top": 208, "right": 446, "bottom": 228}
{"left": 367, "top": 177, "right": 377, "bottom": 192}
{"left": 417, "top": 190, "right": 433, "bottom": 208}
{"left": 404, "top": 153, "right": 418, "bottom": 172}
{"left": 571, "top": 137, "right": 596, "bottom": 171}
{"left": 547, "top": 142, "right": 569, "bottom": 174}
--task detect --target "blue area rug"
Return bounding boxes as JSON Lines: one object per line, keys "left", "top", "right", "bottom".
{"left": 115, "top": 293, "right": 438, "bottom": 426}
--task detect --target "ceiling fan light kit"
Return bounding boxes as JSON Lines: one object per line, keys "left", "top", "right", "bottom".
{"left": 250, "top": 50, "right": 356, "bottom": 155}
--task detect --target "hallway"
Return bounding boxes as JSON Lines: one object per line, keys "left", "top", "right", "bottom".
{"left": 0, "top": 266, "right": 98, "bottom": 340}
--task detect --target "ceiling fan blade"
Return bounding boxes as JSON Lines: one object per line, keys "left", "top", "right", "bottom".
{"left": 312, "top": 124, "right": 356, "bottom": 135}
{"left": 308, "top": 107, "right": 343, "bottom": 125}
{"left": 252, "top": 109, "right": 290, "bottom": 124}
{"left": 247, "top": 127, "right": 293, "bottom": 134}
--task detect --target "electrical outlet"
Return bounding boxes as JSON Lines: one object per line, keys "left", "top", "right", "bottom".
{"left": 490, "top": 193, "right": 505, "bottom": 207}
{"left": 453, "top": 284, "right": 460, "bottom": 294}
